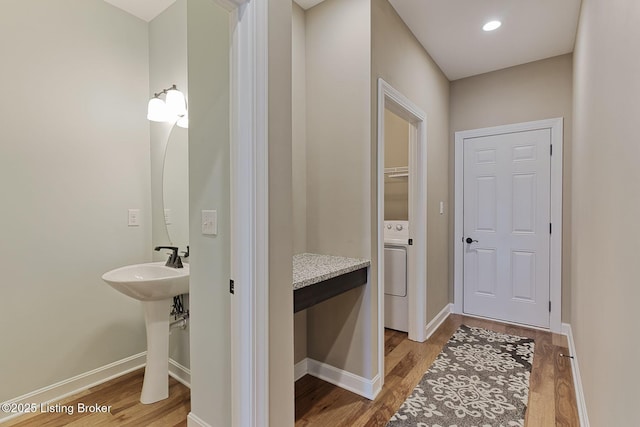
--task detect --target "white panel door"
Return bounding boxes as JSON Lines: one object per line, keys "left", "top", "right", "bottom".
{"left": 463, "top": 129, "right": 551, "bottom": 327}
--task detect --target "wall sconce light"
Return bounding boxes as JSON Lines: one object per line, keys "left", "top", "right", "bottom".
{"left": 147, "top": 84, "right": 188, "bottom": 128}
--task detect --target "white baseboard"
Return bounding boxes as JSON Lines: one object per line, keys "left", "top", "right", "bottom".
{"left": 294, "top": 358, "right": 308, "bottom": 382}
{"left": 169, "top": 359, "right": 191, "bottom": 388}
{"left": 305, "top": 358, "right": 380, "bottom": 400}
{"left": 0, "top": 352, "right": 146, "bottom": 424}
{"left": 425, "top": 303, "right": 452, "bottom": 340}
{"left": 188, "top": 412, "right": 212, "bottom": 427}
{"left": 562, "top": 323, "right": 590, "bottom": 427}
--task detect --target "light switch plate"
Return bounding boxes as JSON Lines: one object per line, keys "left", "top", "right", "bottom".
{"left": 128, "top": 209, "right": 140, "bottom": 226}
{"left": 202, "top": 210, "right": 217, "bottom": 235}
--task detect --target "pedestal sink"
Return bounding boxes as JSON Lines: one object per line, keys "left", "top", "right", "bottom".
{"left": 101, "top": 262, "right": 189, "bottom": 404}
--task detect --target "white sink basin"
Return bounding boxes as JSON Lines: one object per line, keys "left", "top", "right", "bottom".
{"left": 101, "top": 261, "right": 190, "bottom": 404}
{"left": 101, "top": 262, "right": 189, "bottom": 301}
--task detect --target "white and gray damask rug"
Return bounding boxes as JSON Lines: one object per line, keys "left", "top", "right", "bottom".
{"left": 387, "top": 325, "right": 535, "bottom": 427}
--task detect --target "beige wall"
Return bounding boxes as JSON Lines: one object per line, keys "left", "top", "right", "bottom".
{"left": 571, "top": 0, "right": 640, "bottom": 424}
{"left": 149, "top": 0, "right": 190, "bottom": 370}
{"left": 269, "top": 0, "right": 295, "bottom": 425}
{"left": 0, "top": 0, "right": 150, "bottom": 403}
{"left": 186, "top": 0, "right": 231, "bottom": 424}
{"left": 372, "top": 0, "right": 451, "bottom": 323}
{"left": 292, "top": 2, "right": 308, "bottom": 256}
{"left": 384, "top": 109, "right": 410, "bottom": 220}
{"left": 305, "top": 0, "right": 373, "bottom": 378}
{"left": 450, "top": 54, "right": 573, "bottom": 321}
{"left": 292, "top": 2, "right": 308, "bottom": 366}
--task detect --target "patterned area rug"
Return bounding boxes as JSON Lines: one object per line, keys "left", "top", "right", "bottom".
{"left": 387, "top": 325, "right": 534, "bottom": 427}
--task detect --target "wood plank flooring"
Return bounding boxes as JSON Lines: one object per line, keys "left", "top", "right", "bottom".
{"left": 4, "top": 369, "right": 190, "bottom": 427}
{"left": 295, "top": 314, "right": 580, "bottom": 427}
{"left": 5, "top": 314, "right": 579, "bottom": 426}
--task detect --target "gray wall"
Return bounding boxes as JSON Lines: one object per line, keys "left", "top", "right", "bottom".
{"left": 292, "top": 2, "right": 308, "bottom": 256}
{"left": 149, "top": 0, "right": 190, "bottom": 370}
{"left": 186, "top": 0, "right": 231, "bottom": 424}
{"left": 292, "top": 2, "right": 308, "bottom": 366}
{"left": 449, "top": 54, "right": 573, "bottom": 321}
{"left": 268, "top": 0, "right": 295, "bottom": 424}
{"left": 571, "top": 0, "right": 640, "bottom": 424}
{"left": 305, "top": 0, "right": 374, "bottom": 379}
{"left": 372, "top": 0, "right": 451, "bottom": 324}
{"left": 0, "top": 0, "right": 150, "bottom": 402}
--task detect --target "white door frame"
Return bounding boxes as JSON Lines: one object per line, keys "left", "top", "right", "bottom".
{"left": 453, "top": 118, "right": 563, "bottom": 333}
{"left": 199, "top": 1, "right": 269, "bottom": 427}
{"left": 377, "top": 79, "right": 428, "bottom": 388}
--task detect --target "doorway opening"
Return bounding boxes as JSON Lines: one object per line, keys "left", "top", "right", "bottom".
{"left": 383, "top": 108, "right": 411, "bottom": 333}
{"left": 376, "top": 79, "right": 428, "bottom": 389}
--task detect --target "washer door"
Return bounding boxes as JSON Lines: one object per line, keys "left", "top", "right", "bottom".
{"left": 384, "top": 246, "right": 407, "bottom": 297}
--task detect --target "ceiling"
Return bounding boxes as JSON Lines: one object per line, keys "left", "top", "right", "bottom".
{"left": 104, "top": 0, "right": 582, "bottom": 81}
{"left": 295, "top": 0, "right": 325, "bottom": 10}
{"left": 388, "top": 0, "right": 582, "bottom": 80}
{"left": 103, "top": 0, "right": 176, "bottom": 22}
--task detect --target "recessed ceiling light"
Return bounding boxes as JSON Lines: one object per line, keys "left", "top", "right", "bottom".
{"left": 483, "top": 20, "right": 502, "bottom": 32}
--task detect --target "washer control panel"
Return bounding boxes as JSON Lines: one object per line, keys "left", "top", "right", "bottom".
{"left": 384, "top": 220, "right": 409, "bottom": 242}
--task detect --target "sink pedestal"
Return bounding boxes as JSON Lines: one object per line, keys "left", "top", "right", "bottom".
{"left": 140, "top": 299, "right": 171, "bottom": 404}
{"left": 100, "top": 262, "right": 189, "bottom": 404}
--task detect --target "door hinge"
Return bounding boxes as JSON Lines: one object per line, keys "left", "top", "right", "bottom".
{"left": 230, "top": 279, "right": 235, "bottom": 294}
{"left": 408, "top": 238, "right": 413, "bottom": 245}
{"left": 550, "top": 144, "right": 553, "bottom": 156}
{"left": 549, "top": 223, "right": 552, "bottom": 234}
{"left": 549, "top": 301, "right": 552, "bottom": 312}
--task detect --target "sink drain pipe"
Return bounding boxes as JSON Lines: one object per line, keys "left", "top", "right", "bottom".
{"left": 170, "top": 295, "right": 189, "bottom": 330}
{"left": 170, "top": 313, "right": 189, "bottom": 330}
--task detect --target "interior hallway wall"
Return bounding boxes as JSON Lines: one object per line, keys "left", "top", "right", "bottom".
{"left": 268, "top": 0, "right": 295, "bottom": 424}
{"left": 148, "top": 0, "right": 190, "bottom": 371}
{"left": 571, "top": 0, "right": 640, "bottom": 424}
{"left": 292, "top": 2, "right": 308, "bottom": 257}
{"left": 305, "top": 0, "right": 374, "bottom": 378}
{"left": 292, "top": 1, "right": 308, "bottom": 365}
{"left": 372, "top": 0, "right": 450, "bottom": 324}
{"left": 449, "top": 54, "right": 573, "bottom": 322}
{"left": 186, "top": 0, "right": 231, "bottom": 424}
{"left": 0, "top": 0, "right": 150, "bottom": 403}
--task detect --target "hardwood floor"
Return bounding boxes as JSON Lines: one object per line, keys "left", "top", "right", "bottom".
{"left": 295, "top": 314, "right": 580, "bottom": 426}
{"left": 5, "top": 314, "right": 579, "bottom": 426}
{"left": 4, "top": 370, "right": 190, "bottom": 427}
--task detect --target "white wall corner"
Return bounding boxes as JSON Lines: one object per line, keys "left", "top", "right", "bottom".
{"left": 425, "top": 303, "right": 453, "bottom": 340}
{"left": 561, "top": 323, "right": 590, "bottom": 427}
{"left": 294, "top": 358, "right": 309, "bottom": 382}
{"left": 169, "top": 358, "right": 191, "bottom": 388}
{"left": 188, "top": 412, "right": 213, "bottom": 427}
{"left": 0, "top": 352, "right": 146, "bottom": 424}
{"left": 213, "top": 0, "right": 246, "bottom": 12}
{"left": 306, "top": 359, "right": 380, "bottom": 400}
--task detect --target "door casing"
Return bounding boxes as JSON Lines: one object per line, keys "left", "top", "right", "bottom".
{"left": 453, "top": 118, "right": 563, "bottom": 333}
{"left": 377, "top": 79, "right": 428, "bottom": 395}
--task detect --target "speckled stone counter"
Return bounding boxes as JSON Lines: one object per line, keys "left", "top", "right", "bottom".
{"left": 293, "top": 253, "right": 370, "bottom": 312}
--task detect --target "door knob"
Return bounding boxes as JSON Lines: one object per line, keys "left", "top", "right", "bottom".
{"left": 465, "top": 237, "right": 478, "bottom": 244}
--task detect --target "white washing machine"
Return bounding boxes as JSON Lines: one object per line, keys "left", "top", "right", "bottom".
{"left": 384, "top": 220, "right": 409, "bottom": 332}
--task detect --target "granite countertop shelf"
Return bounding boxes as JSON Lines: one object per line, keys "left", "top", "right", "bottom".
{"left": 293, "top": 253, "right": 370, "bottom": 312}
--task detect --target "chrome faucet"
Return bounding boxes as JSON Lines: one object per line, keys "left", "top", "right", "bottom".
{"left": 154, "top": 246, "right": 183, "bottom": 268}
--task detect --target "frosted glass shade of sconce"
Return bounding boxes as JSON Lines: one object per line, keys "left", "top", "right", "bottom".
{"left": 147, "top": 97, "right": 168, "bottom": 122}
{"left": 176, "top": 114, "right": 188, "bottom": 129}
{"left": 166, "top": 88, "right": 187, "bottom": 117}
